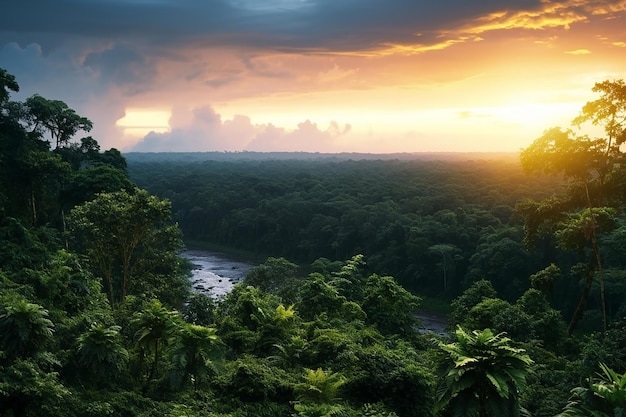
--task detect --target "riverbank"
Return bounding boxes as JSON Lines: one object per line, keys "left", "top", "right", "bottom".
{"left": 184, "top": 239, "right": 268, "bottom": 265}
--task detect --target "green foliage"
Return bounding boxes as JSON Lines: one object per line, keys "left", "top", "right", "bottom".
{"left": 0, "top": 67, "right": 19, "bottom": 104}
{"left": 217, "top": 355, "right": 293, "bottom": 402}
{"left": 169, "top": 322, "right": 221, "bottom": 391}
{"left": 520, "top": 344, "right": 577, "bottom": 417}
{"left": 579, "top": 318, "right": 626, "bottom": 373}
{"left": 361, "top": 274, "right": 421, "bottom": 337}
{"left": 436, "top": 326, "right": 533, "bottom": 417}
{"left": 216, "top": 284, "right": 299, "bottom": 355}
{"left": 131, "top": 299, "right": 179, "bottom": 384}
{"left": 63, "top": 164, "right": 133, "bottom": 208}
{"left": 33, "top": 249, "right": 103, "bottom": 315}
{"left": 359, "top": 403, "right": 399, "bottom": 417}
{"left": 76, "top": 324, "right": 128, "bottom": 386}
{"left": 297, "top": 273, "right": 366, "bottom": 323}
{"left": 244, "top": 256, "right": 299, "bottom": 298}
{"left": 0, "top": 297, "right": 54, "bottom": 358}
{"left": 23, "top": 94, "right": 93, "bottom": 149}
{"left": 292, "top": 403, "right": 351, "bottom": 417}
{"left": 449, "top": 279, "right": 497, "bottom": 327}
{"left": 343, "top": 343, "right": 434, "bottom": 417}
{"left": 296, "top": 368, "right": 346, "bottom": 404}
{"left": 529, "top": 263, "right": 561, "bottom": 294}
{"left": 517, "top": 289, "right": 568, "bottom": 351}
{"left": 466, "top": 227, "right": 532, "bottom": 299}
{"left": 0, "top": 216, "right": 48, "bottom": 272}
{"left": 303, "top": 326, "right": 357, "bottom": 368}
{"left": 558, "top": 363, "right": 626, "bottom": 417}
{"left": 68, "top": 187, "right": 187, "bottom": 306}
{"left": 0, "top": 355, "right": 70, "bottom": 417}
{"left": 181, "top": 292, "right": 217, "bottom": 326}
{"left": 128, "top": 155, "right": 557, "bottom": 298}
{"left": 519, "top": 80, "right": 626, "bottom": 334}
{"left": 554, "top": 207, "right": 616, "bottom": 252}
{"left": 573, "top": 79, "right": 626, "bottom": 151}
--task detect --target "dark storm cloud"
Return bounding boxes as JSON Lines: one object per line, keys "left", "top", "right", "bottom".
{"left": 1, "top": 0, "right": 547, "bottom": 53}
{"left": 83, "top": 43, "right": 157, "bottom": 93}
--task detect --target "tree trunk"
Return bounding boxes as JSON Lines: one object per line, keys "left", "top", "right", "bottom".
{"left": 584, "top": 184, "right": 607, "bottom": 332}
{"left": 567, "top": 268, "right": 594, "bottom": 335}
{"left": 30, "top": 188, "right": 37, "bottom": 225}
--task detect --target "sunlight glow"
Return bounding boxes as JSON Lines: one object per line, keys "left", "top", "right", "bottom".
{"left": 116, "top": 109, "right": 170, "bottom": 137}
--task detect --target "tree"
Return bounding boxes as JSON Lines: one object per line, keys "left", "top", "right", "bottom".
{"left": 573, "top": 80, "right": 626, "bottom": 161}
{"left": 529, "top": 263, "right": 561, "bottom": 295}
{"left": 0, "top": 77, "right": 74, "bottom": 227}
{"left": 516, "top": 289, "right": 568, "bottom": 351}
{"left": 76, "top": 324, "right": 128, "bottom": 386}
{"left": 0, "top": 298, "right": 54, "bottom": 359}
{"left": 23, "top": 94, "right": 93, "bottom": 148}
{"left": 130, "top": 299, "right": 178, "bottom": 384}
{"left": 293, "top": 367, "right": 350, "bottom": 417}
{"left": 62, "top": 164, "right": 133, "bottom": 209}
{"left": 520, "top": 80, "right": 626, "bottom": 334}
{"left": 0, "top": 67, "right": 19, "bottom": 105}
{"left": 449, "top": 279, "right": 498, "bottom": 327}
{"left": 436, "top": 326, "right": 533, "bottom": 417}
{"left": 68, "top": 188, "right": 185, "bottom": 306}
{"left": 181, "top": 292, "right": 217, "bottom": 326}
{"left": 169, "top": 323, "right": 220, "bottom": 391}
{"left": 244, "top": 256, "right": 300, "bottom": 301}
{"left": 297, "top": 273, "right": 365, "bottom": 323}
{"left": 428, "top": 244, "right": 461, "bottom": 291}
{"left": 361, "top": 274, "right": 421, "bottom": 337}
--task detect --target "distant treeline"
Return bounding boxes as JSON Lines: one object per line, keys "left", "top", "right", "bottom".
{"left": 124, "top": 151, "right": 522, "bottom": 163}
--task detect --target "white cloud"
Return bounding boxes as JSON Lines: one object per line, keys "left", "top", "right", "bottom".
{"left": 131, "top": 105, "right": 351, "bottom": 152}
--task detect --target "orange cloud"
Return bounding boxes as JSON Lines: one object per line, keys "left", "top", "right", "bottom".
{"left": 565, "top": 48, "right": 592, "bottom": 54}
{"left": 470, "top": 8, "right": 586, "bottom": 32}
{"left": 587, "top": 0, "right": 626, "bottom": 15}
{"left": 365, "top": 0, "right": 592, "bottom": 57}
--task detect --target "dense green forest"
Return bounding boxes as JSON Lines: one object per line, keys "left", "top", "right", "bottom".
{"left": 128, "top": 154, "right": 561, "bottom": 301}
{"left": 2, "top": 67, "right": 626, "bottom": 416}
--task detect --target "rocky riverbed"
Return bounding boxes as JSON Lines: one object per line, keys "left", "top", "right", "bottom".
{"left": 182, "top": 250, "right": 254, "bottom": 298}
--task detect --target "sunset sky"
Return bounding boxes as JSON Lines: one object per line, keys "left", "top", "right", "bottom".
{"left": 2, "top": 0, "right": 626, "bottom": 153}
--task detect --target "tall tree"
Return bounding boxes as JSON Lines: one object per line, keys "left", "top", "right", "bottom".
{"left": 67, "top": 188, "right": 185, "bottom": 306}
{"left": 519, "top": 80, "right": 626, "bottom": 334}
{"left": 23, "top": 94, "right": 93, "bottom": 148}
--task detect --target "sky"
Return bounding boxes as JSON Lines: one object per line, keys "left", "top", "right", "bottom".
{"left": 1, "top": 0, "right": 626, "bottom": 153}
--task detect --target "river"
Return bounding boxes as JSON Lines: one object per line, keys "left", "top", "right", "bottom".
{"left": 182, "top": 249, "right": 448, "bottom": 335}
{"left": 181, "top": 250, "right": 254, "bottom": 298}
